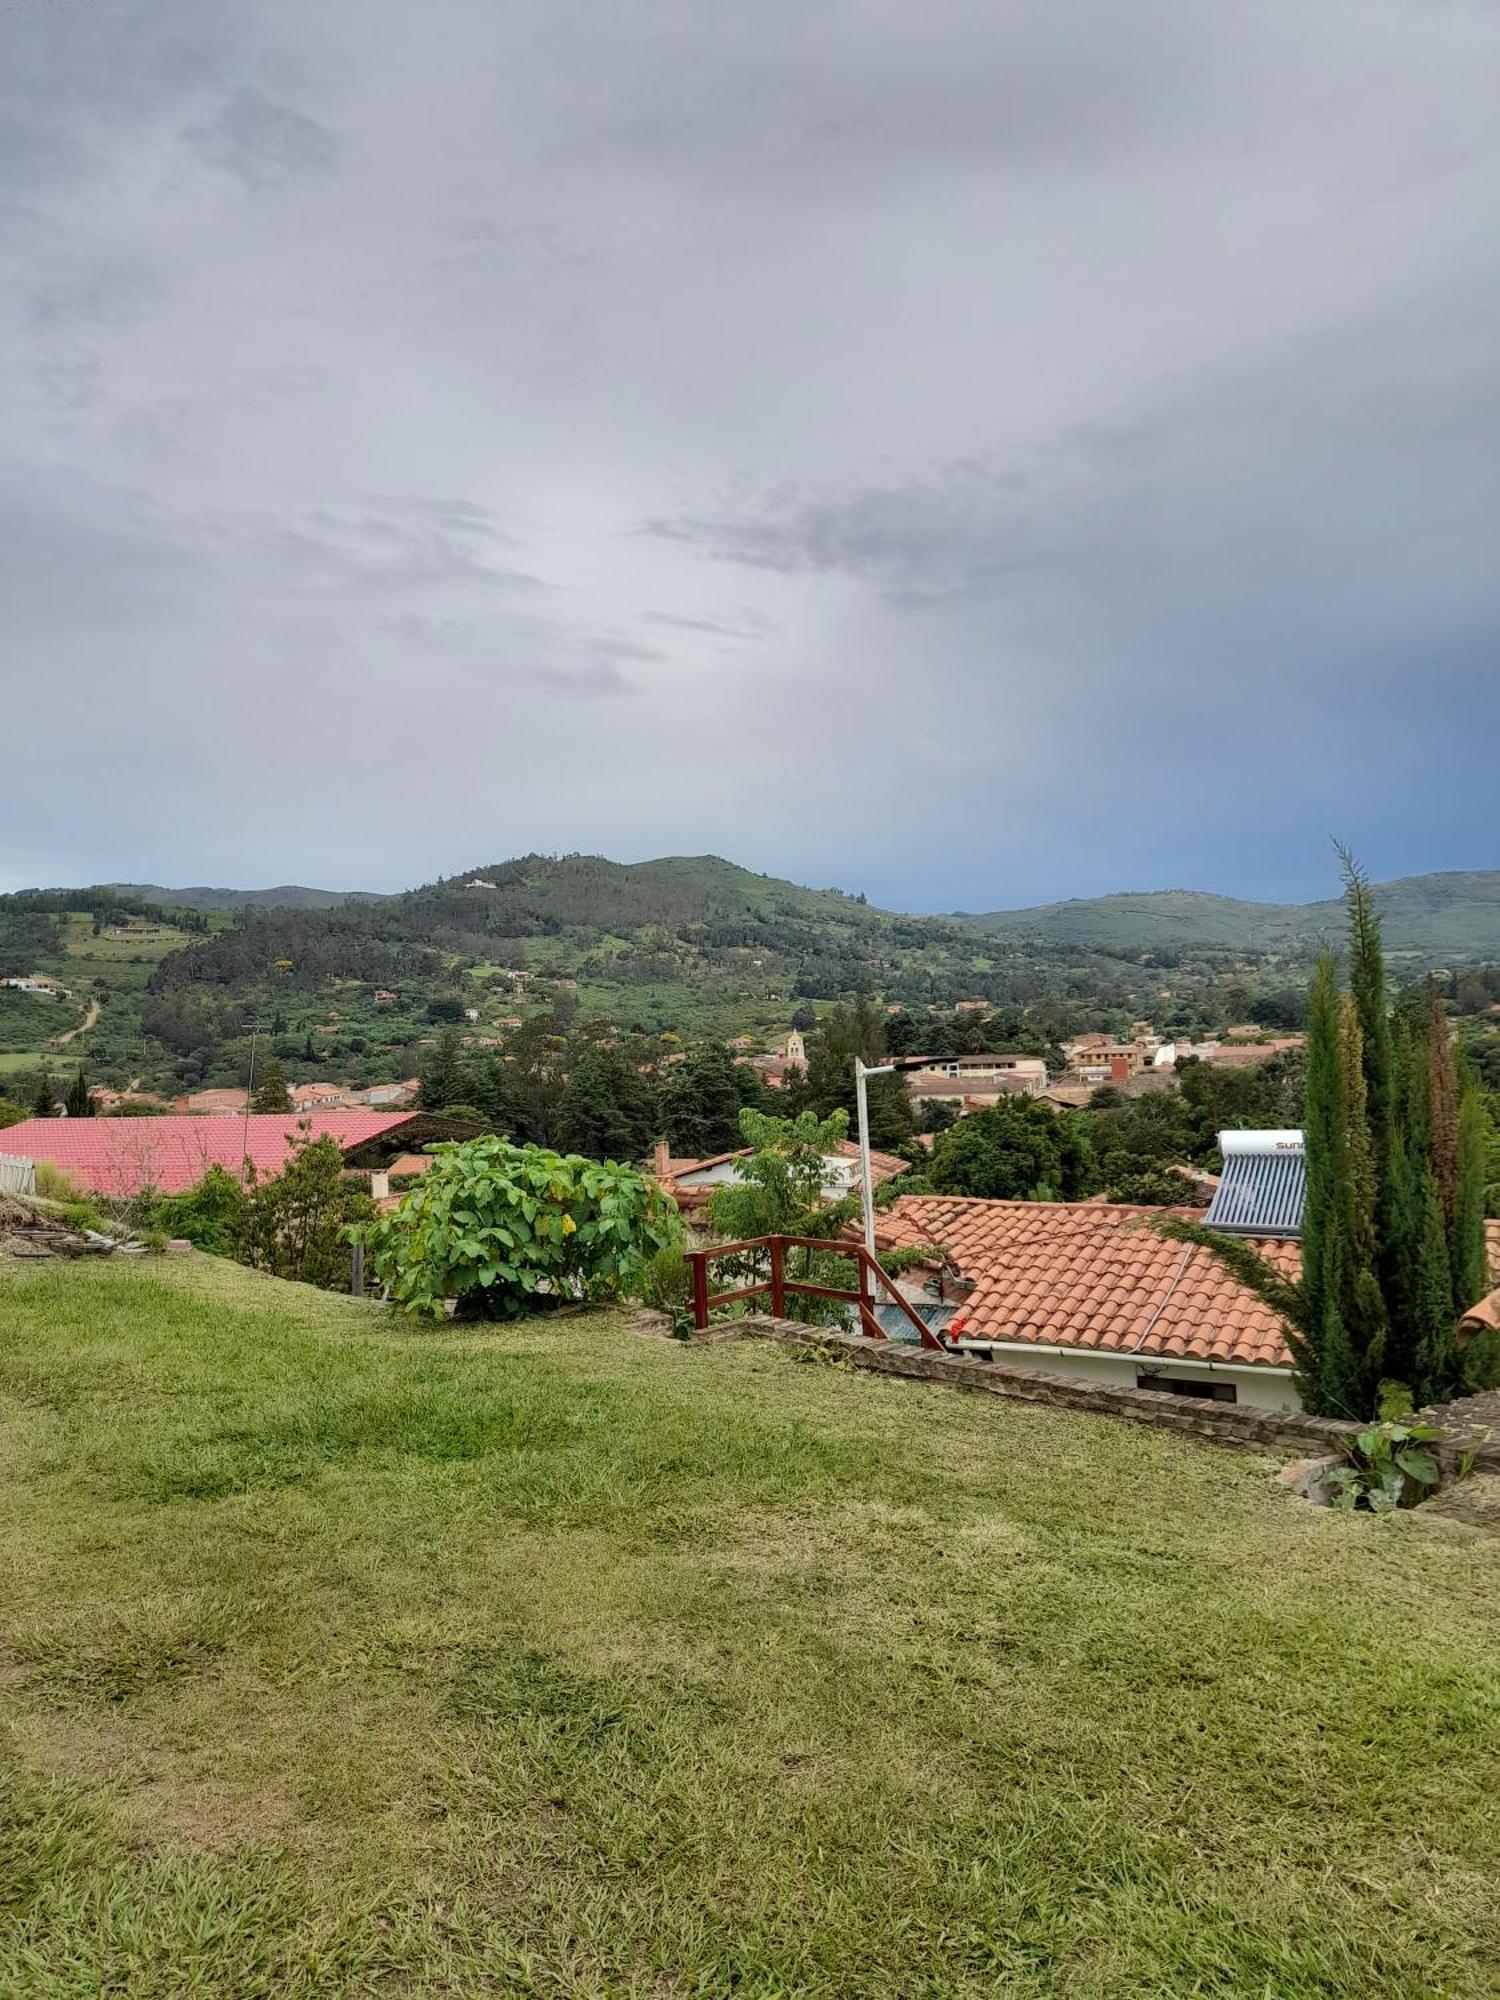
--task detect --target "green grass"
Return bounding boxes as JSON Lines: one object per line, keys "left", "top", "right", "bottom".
{"left": 3, "top": 1259, "right": 1500, "bottom": 1997}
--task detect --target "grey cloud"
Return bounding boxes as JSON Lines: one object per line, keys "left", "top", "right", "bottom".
{"left": 4, "top": 0, "right": 1500, "bottom": 901}
{"left": 644, "top": 610, "right": 773, "bottom": 642}
{"left": 182, "top": 86, "right": 338, "bottom": 191}
{"left": 199, "top": 500, "right": 544, "bottom": 596}
{"left": 387, "top": 612, "right": 636, "bottom": 699}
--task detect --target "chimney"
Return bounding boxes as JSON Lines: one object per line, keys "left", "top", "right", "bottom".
{"left": 653, "top": 1140, "right": 670, "bottom": 1181}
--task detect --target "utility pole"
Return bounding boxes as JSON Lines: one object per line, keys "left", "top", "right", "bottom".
{"left": 241, "top": 1028, "right": 259, "bottom": 1185}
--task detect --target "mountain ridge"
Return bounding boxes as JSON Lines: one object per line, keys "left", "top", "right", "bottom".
{"left": 83, "top": 857, "right": 1500, "bottom": 958}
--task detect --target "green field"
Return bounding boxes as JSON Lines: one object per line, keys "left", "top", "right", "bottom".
{"left": 3, "top": 1257, "right": 1499, "bottom": 1995}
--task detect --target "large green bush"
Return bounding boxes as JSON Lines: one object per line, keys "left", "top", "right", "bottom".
{"left": 358, "top": 1137, "right": 682, "bottom": 1320}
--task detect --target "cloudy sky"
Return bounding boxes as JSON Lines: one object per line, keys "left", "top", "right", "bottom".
{"left": 3, "top": 1, "right": 1497, "bottom": 911}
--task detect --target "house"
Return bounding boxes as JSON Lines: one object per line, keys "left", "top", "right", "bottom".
{"left": 653, "top": 1139, "right": 908, "bottom": 1218}
{"left": 855, "top": 1132, "right": 1318, "bottom": 1408}
{"left": 1, "top": 975, "right": 67, "bottom": 997}
{"left": 172, "top": 1088, "right": 249, "bottom": 1116}
{"left": 1204, "top": 1037, "right": 1305, "bottom": 1070}
{"left": 0, "top": 1111, "right": 479, "bottom": 1198}
{"left": 904, "top": 1054, "right": 1048, "bottom": 1107}
{"left": 291, "top": 1083, "right": 349, "bottom": 1112}
{"left": 954, "top": 999, "right": 989, "bottom": 1014}
{"left": 349, "top": 1081, "right": 415, "bottom": 1109}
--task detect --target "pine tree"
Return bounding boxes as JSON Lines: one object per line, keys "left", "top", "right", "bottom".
{"left": 251, "top": 1057, "right": 294, "bottom": 1114}
{"left": 64, "top": 1067, "right": 94, "bottom": 1118}
{"left": 419, "top": 1029, "right": 466, "bottom": 1112}
{"left": 32, "top": 1066, "right": 57, "bottom": 1119}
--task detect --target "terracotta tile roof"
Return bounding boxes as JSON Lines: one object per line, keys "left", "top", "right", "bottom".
{"left": 386, "top": 1152, "right": 435, "bottom": 1179}
{"left": 872, "top": 1203, "right": 1500, "bottom": 1374}
{"left": 0, "top": 1112, "right": 418, "bottom": 1197}
{"left": 873, "top": 1195, "right": 1300, "bottom": 1370}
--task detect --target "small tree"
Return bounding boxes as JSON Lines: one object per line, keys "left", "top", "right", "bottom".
{"left": 32, "top": 1066, "right": 57, "bottom": 1119}
{"left": 65, "top": 1067, "right": 94, "bottom": 1118}
{"left": 0, "top": 1096, "right": 25, "bottom": 1130}
{"left": 704, "top": 1107, "right": 858, "bottom": 1324}
{"left": 927, "top": 1097, "right": 1096, "bottom": 1202}
{"left": 240, "top": 1129, "right": 373, "bottom": 1289}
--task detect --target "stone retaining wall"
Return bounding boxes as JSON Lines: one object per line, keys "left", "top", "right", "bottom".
{"left": 721, "top": 1317, "right": 1500, "bottom": 1470}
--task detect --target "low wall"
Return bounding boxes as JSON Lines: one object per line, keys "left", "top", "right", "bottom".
{"left": 722, "top": 1317, "right": 1500, "bottom": 1470}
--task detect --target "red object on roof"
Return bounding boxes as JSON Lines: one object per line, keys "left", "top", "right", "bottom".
{"left": 0, "top": 1112, "right": 415, "bottom": 1197}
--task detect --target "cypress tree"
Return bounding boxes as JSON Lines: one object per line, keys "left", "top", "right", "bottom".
{"left": 1411, "top": 1170, "right": 1462, "bottom": 1404}
{"left": 1336, "top": 992, "right": 1386, "bottom": 1398}
{"left": 1453, "top": 1067, "right": 1490, "bottom": 1321}
{"left": 64, "top": 1067, "right": 93, "bottom": 1118}
{"left": 1426, "top": 988, "right": 1461, "bottom": 1239}
{"left": 1298, "top": 952, "right": 1343, "bottom": 1381}
{"left": 32, "top": 1066, "right": 56, "bottom": 1119}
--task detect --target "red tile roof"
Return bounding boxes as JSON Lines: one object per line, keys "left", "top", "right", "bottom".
{"left": 0, "top": 1112, "right": 416, "bottom": 1196}
{"left": 873, "top": 1195, "right": 1302, "bottom": 1370}
{"left": 870, "top": 1202, "right": 1500, "bottom": 1374}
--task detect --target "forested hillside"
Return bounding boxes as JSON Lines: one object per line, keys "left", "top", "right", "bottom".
{"left": 1, "top": 855, "right": 1495, "bottom": 1102}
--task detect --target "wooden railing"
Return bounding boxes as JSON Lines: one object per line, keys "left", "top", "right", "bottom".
{"left": 686, "top": 1235, "right": 949, "bottom": 1350}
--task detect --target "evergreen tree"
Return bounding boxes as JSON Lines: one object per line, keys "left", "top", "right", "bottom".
{"left": 1163, "top": 853, "right": 1491, "bottom": 1416}
{"left": 555, "top": 1044, "right": 659, "bottom": 1163}
{"left": 1453, "top": 1067, "right": 1490, "bottom": 1321}
{"left": 660, "top": 1043, "right": 752, "bottom": 1157}
{"left": 1297, "top": 952, "right": 1343, "bottom": 1384}
{"left": 804, "top": 997, "right": 913, "bottom": 1147}
{"left": 32, "top": 1066, "right": 57, "bottom": 1118}
{"left": 64, "top": 1066, "right": 94, "bottom": 1118}
{"left": 1411, "top": 1171, "right": 1463, "bottom": 1404}
{"left": 251, "top": 1057, "right": 294, "bottom": 1113}
{"left": 419, "top": 1028, "right": 467, "bottom": 1111}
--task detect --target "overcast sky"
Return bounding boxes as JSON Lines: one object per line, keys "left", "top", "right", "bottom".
{"left": 3, "top": 1, "right": 1497, "bottom": 911}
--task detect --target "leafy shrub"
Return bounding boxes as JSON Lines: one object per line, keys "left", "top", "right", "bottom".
{"left": 638, "top": 1242, "right": 691, "bottom": 1314}
{"left": 358, "top": 1137, "right": 683, "bottom": 1321}
{"left": 35, "top": 1161, "right": 88, "bottom": 1204}
{"left": 136, "top": 1165, "right": 250, "bottom": 1256}
{"left": 1328, "top": 1421, "right": 1443, "bottom": 1513}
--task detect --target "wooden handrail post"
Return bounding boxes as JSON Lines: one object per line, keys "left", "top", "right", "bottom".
{"left": 689, "top": 1249, "right": 710, "bottom": 1331}
{"left": 769, "top": 1236, "right": 786, "bottom": 1319}
{"left": 856, "top": 1249, "right": 878, "bottom": 1338}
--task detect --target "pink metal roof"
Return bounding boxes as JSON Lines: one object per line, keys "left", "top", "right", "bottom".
{"left": 0, "top": 1112, "right": 415, "bottom": 1197}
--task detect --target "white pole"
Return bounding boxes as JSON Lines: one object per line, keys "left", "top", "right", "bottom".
{"left": 854, "top": 1058, "right": 894, "bottom": 1258}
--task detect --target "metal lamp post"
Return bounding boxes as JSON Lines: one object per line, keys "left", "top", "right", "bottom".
{"left": 854, "top": 1057, "right": 895, "bottom": 1256}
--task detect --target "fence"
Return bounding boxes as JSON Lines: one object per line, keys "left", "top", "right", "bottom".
{"left": 686, "top": 1234, "right": 949, "bottom": 1349}
{"left": 0, "top": 1154, "right": 38, "bottom": 1197}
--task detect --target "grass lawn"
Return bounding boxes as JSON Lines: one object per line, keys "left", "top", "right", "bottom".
{"left": 3, "top": 1259, "right": 1500, "bottom": 1997}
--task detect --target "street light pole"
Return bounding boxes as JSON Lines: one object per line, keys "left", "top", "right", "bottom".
{"left": 854, "top": 1057, "right": 895, "bottom": 1257}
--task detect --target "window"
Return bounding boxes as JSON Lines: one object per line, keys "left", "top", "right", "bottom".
{"left": 1135, "top": 1372, "right": 1237, "bottom": 1404}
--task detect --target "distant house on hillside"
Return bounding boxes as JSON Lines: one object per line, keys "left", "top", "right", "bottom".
{"left": 904, "top": 1054, "right": 1048, "bottom": 1108}
{"left": 653, "top": 1139, "right": 908, "bottom": 1217}
{"left": 172, "top": 1088, "right": 249, "bottom": 1116}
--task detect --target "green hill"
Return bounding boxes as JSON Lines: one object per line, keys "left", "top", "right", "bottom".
{"left": 959, "top": 872, "right": 1500, "bottom": 960}
{"left": 106, "top": 883, "right": 379, "bottom": 911}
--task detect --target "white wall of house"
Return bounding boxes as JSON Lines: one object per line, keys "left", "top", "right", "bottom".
{"left": 956, "top": 1341, "right": 1299, "bottom": 1411}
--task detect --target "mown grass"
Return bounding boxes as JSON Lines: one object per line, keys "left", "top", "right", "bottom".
{"left": 3, "top": 1258, "right": 1500, "bottom": 1997}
